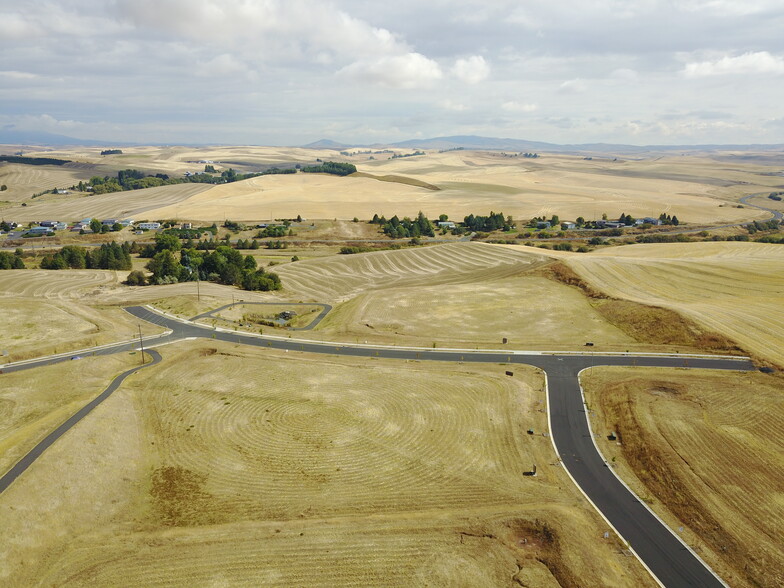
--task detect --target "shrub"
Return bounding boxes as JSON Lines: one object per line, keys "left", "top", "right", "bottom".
{"left": 126, "top": 270, "right": 148, "bottom": 286}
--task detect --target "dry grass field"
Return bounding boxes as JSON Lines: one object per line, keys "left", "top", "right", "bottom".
{"left": 4, "top": 145, "right": 781, "bottom": 224}
{"left": 2, "top": 182, "right": 212, "bottom": 223}
{"left": 315, "top": 275, "right": 637, "bottom": 350}
{"left": 0, "top": 163, "right": 90, "bottom": 204}
{"left": 0, "top": 270, "right": 166, "bottom": 361}
{"left": 275, "top": 241, "right": 549, "bottom": 303}
{"left": 0, "top": 341, "right": 653, "bottom": 587}
{"left": 582, "top": 367, "right": 784, "bottom": 588}
{"left": 0, "top": 354, "right": 139, "bottom": 476}
{"left": 558, "top": 241, "right": 784, "bottom": 365}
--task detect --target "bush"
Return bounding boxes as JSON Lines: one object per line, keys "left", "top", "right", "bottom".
{"left": 126, "top": 270, "right": 148, "bottom": 286}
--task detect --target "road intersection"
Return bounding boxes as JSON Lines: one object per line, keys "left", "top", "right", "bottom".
{"left": 1, "top": 304, "right": 754, "bottom": 587}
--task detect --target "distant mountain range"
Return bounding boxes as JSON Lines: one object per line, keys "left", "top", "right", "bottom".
{"left": 2, "top": 128, "right": 782, "bottom": 153}
{"left": 0, "top": 128, "right": 106, "bottom": 147}
{"left": 302, "top": 134, "right": 784, "bottom": 154}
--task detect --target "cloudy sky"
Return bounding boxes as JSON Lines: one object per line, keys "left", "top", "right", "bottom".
{"left": 2, "top": 0, "right": 784, "bottom": 145}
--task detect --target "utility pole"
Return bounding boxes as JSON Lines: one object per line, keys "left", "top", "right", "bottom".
{"left": 138, "top": 324, "right": 145, "bottom": 365}
{"left": 196, "top": 272, "right": 200, "bottom": 302}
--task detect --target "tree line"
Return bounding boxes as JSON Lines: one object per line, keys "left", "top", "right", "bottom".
{"left": 39, "top": 242, "right": 132, "bottom": 270}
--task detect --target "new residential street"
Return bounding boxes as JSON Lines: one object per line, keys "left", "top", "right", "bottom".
{"left": 1, "top": 305, "right": 754, "bottom": 587}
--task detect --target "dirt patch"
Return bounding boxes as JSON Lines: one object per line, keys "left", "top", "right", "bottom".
{"left": 150, "top": 466, "right": 213, "bottom": 527}
{"left": 538, "top": 261, "right": 609, "bottom": 299}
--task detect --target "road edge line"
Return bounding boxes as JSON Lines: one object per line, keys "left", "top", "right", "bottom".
{"left": 575, "top": 367, "right": 730, "bottom": 588}
{"left": 542, "top": 369, "right": 666, "bottom": 588}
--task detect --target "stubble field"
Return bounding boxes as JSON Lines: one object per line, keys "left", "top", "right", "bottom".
{"left": 582, "top": 367, "right": 784, "bottom": 588}
{"left": 559, "top": 241, "right": 784, "bottom": 365}
{"left": 3, "top": 145, "right": 781, "bottom": 224}
{"left": 0, "top": 342, "right": 652, "bottom": 587}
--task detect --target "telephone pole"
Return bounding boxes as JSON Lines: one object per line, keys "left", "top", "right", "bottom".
{"left": 138, "top": 324, "right": 145, "bottom": 365}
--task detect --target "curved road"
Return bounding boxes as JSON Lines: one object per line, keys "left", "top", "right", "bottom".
{"left": 0, "top": 349, "right": 162, "bottom": 495}
{"left": 1, "top": 305, "right": 755, "bottom": 587}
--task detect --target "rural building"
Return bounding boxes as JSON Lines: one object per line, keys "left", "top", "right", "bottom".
{"left": 38, "top": 220, "right": 58, "bottom": 227}
{"left": 137, "top": 222, "right": 161, "bottom": 230}
{"left": 55, "top": 189, "right": 69, "bottom": 194}
{"left": 120, "top": 219, "right": 134, "bottom": 226}
{"left": 26, "top": 226, "right": 53, "bottom": 236}
{"left": 635, "top": 217, "right": 662, "bottom": 226}
{"left": 438, "top": 221, "right": 456, "bottom": 229}
{"left": 536, "top": 221, "right": 551, "bottom": 229}
{"left": 71, "top": 223, "right": 88, "bottom": 232}
{"left": 102, "top": 218, "right": 118, "bottom": 226}
{"left": 561, "top": 222, "right": 577, "bottom": 230}
{"left": 54, "top": 222, "right": 67, "bottom": 231}
{"left": 181, "top": 222, "right": 193, "bottom": 229}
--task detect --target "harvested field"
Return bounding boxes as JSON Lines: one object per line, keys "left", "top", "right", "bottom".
{"left": 582, "top": 367, "right": 784, "bottom": 588}
{"left": 0, "top": 354, "right": 139, "bottom": 475}
{"left": 0, "top": 271, "right": 165, "bottom": 360}
{"left": 2, "top": 182, "right": 211, "bottom": 223}
{"left": 0, "top": 341, "right": 653, "bottom": 587}
{"left": 316, "top": 275, "right": 636, "bottom": 350}
{"left": 0, "top": 163, "right": 89, "bottom": 204}
{"left": 561, "top": 242, "right": 784, "bottom": 365}
{"left": 275, "top": 241, "right": 551, "bottom": 303}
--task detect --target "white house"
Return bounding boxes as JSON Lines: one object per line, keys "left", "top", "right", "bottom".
{"left": 137, "top": 222, "right": 161, "bottom": 230}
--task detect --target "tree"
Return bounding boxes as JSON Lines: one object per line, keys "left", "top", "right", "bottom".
{"left": 146, "top": 250, "right": 182, "bottom": 283}
{"left": 155, "top": 232, "right": 182, "bottom": 253}
{"left": 89, "top": 218, "right": 102, "bottom": 234}
{"left": 126, "top": 270, "right": 147, "bottom": 286}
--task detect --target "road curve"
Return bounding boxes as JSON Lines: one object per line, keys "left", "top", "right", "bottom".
{"left": 0, "top": 349, "right": 162, "bottom": 496}
{"left": 1, "top": 305, "right": 755, "bottom": 587}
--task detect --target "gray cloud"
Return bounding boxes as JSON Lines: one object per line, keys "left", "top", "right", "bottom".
{"left": 1, "top": 0, "right": 783, "bottom": 144}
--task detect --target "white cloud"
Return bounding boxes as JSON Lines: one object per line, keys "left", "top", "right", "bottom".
{"left": 339, "top": 53, "right": 443, "bottom": 89}
{"left": 0, "top": 70, "right": 40, "bottom": 80}
{"left": 683, "top": 51, "right": 784, "bottom": 77}
{"left": 559, "top": 78, "right": 586, "bottom": 93}
{"left": 440, "top": 100, "right": 469, "bottom": 111}
{"left": 452, "top": 55, "right": 490, "bottom": 84}
{"left": 501, "top": 101, "right": 538, "bottom": 113}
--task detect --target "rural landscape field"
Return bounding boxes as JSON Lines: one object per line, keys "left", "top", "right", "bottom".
{"left": 1, "top": 140, "right": 783, "bottom": 588}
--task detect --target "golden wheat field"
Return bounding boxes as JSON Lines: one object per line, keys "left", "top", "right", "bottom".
{"left": 4, "top": 145, "right": 780, "bottom": 223}
{"left": 558, "top": 241, "right": 784, "bottom": 365}
{"left": 582, "top": 367, "right": 784, "bottom": 588}
{"left": 0, "top": 341, "right": 653, "bottom": 587}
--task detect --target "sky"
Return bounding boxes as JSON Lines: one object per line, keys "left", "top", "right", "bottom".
{"left": 1, "top": 0, "right": 784, "bottom": 146}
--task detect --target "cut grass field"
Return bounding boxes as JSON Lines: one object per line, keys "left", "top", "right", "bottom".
{"left": 0, "top": 341, "right": 653, "bottom": 587}
{"left": 0, "top": 270, "right": 166, "bottom": 361}
{"left": 558, "top": 241, "right": 784, "bottom": 365}
{"left": 582, "top": 367, "right": 784, "bottom": 588}
{"left": 274, "top": 241, "right": 551, "bottom": 303}
{"left": 2, "top": 182, "right": 212, "bottom": 223}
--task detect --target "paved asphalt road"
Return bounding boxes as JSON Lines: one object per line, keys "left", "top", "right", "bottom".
{"left": 0, "top": 349, "right": 162, "bottom": 495}
{"left": 1, "top": 305, "right": 755, "bottom": 587}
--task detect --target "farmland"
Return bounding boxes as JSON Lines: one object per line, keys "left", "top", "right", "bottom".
{"left": 2, "top": 145, "right": 782, "bottom": 224}
{"left": 560, "top": 241, "right": 784, "bottom": 365}
{"left": 582, "top": 367, "right": 784, "bottom": 588}
{"left": 0, "top": 342, "right": 653, "bottom": 587}
{"left": 1, "top": 143, "right": 783, "bottom": 586}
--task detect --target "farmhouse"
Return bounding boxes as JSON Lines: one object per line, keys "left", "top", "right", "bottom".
{"left": 635, "top": 217, "right": 662, "bottom": 226}
{"left": 561, "top": 222, "right": 577, "bottom": 229}
{"left": 137, "top": 222, "right": 161, "bottom": 230}
{"left": 101, "top": 218, "right": 119, "bottom": 226}
{"left": 537, "top": 221, "right": 551, "bottom": 229}
{"left": 38, "top": 220, "right": 59, "bottom": 227}
{"left": 26, "top": 226, "right": 53, "bottom": 236}
{"left": 438, "top": 221, "right": 456, "bottom": 229}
